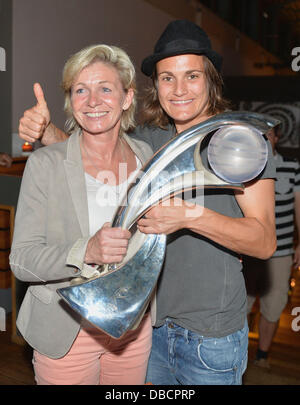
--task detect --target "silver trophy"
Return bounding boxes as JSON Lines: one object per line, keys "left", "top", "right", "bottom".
{"left": 57, "top": 111, "right": 279, "bottom": 338}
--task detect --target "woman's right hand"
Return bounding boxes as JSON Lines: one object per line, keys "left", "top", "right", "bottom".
{"left": 85, "top": 223, "right": 131, "bottom": 265}
{"left": 19, "top": 83, "right": 51, "bottom": 143}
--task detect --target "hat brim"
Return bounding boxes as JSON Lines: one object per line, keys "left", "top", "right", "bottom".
{"left": 141, "top": 48, "right": 223, "bottom": 76}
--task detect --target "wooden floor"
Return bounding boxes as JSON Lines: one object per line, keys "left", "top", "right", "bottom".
{"left": 0, "top": 268, "right": 299, "bottom": 386}
{"left": 0, "top": 316, "right": 34, "bottom": 385}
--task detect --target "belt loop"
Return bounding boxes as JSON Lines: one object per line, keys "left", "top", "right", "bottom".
{"left": 184, "top": 328, "right": 189, "bottom": 343}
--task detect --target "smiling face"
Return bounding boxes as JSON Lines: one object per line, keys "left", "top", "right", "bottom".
{"left": 71, "top": 61, "right": 133, "bottom": 138}
{"left": 156, "top": 54, "right": 210, "bottom": 133}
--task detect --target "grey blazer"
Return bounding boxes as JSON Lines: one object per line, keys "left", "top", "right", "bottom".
{"left": 9, "top": 130, "right": 154, "bottom": 359}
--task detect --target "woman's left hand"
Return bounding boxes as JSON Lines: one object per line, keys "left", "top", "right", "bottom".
{"left": 137, "top": 197, "right": 203, "bottom": 235}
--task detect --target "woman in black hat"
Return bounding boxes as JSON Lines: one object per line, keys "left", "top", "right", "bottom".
{"left": 18, "top": 20, "right": 276, "bottom": 385}
{"left": 140, "top": 20, "right": 228, "bottom": 130}
{"left": 136, "top": 20, "right": 276, "bottom": 386}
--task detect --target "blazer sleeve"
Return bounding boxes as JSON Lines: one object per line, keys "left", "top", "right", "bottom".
{"left": 9, "top": 152, "right": 86, "bottom": 283}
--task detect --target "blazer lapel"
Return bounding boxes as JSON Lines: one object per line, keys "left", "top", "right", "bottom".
{"left": 63, "top": 131, "right": 152, "bottom": 238}
{"left": 63, "top": 130, "right": 90, "bottom": 237}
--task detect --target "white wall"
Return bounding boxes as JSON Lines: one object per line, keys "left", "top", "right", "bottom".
{"left": 0, "top": 0, "right": 12, "bottom": 154}
{"left": 12, "top": 0, "right": 174, "bottom": 132}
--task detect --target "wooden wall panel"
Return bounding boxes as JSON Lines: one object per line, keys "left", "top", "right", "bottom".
{"left": 0, "top": 205, "right": 14, "bottom": 290}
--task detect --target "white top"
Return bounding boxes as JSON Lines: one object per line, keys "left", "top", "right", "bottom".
{"left": 85, "top": 156, "right": 142, "bottom": 236}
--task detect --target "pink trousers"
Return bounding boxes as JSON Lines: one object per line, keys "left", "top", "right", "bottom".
{"left": 33, "top": 313, "right": 152, "bottom": 385}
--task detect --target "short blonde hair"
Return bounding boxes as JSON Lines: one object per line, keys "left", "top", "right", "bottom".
{"left": 62, "top": 44, "right": 137, "bottom": 135}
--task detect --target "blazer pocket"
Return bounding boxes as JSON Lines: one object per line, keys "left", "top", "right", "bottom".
{"left": 28, "top": 285, "right": 54, "bottom": 304}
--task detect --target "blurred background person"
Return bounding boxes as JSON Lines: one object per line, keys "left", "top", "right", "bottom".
{"left": 244, "top": 123, "right": 300, "bottom": 369}
{"left": 10, "top": 44, "right": 153, "bottom": 385}
{"left": 0, "top": 153, "right": 12, "bottom": 167}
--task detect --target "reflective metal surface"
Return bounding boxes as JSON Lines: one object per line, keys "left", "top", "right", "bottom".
{"left": 57, "top": 111, "right": 280, "bottom": 338}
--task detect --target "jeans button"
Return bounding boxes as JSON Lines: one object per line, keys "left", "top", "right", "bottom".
{"left": 168, "top": 322, "right": 174, "bottom": 328}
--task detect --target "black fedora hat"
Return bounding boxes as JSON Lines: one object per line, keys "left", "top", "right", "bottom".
{"left": 141, "top": 20, "right": 223, "bottom": 76}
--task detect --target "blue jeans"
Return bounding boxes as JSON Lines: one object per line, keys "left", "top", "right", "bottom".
{"left": 146, "top": 319, "right": 248, "bottom": 385}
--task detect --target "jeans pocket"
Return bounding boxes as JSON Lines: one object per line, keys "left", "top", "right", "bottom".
{"left": 197, "top": 338, "right": 238, "bottom": 373}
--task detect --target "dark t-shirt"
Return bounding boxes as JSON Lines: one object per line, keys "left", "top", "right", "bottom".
{"left": 130, "top": 123, "right": 276, "bottom": 337}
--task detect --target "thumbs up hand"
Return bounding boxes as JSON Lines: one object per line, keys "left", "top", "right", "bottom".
{"left": 33, "top": 83, "right": 49, "bottom": 117}
{"left": 19, "top": 83, "right": 51, "bottom": 143}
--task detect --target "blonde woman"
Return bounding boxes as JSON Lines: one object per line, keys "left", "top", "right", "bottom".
{"left": 10, "top": 45, "right": 153, "bottom": 385}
